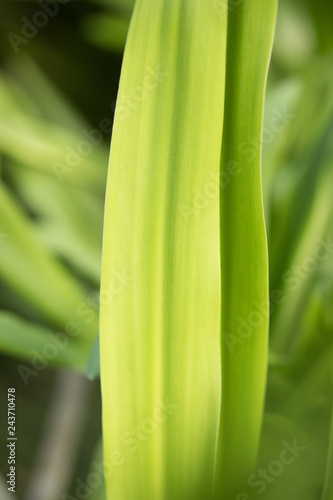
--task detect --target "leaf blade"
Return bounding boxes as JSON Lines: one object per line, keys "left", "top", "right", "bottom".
{"left": 215, "top": 2, "right": 277, "bottom": 497}
{"left": 100, "top": 2, "right": 227, "bottom": 499}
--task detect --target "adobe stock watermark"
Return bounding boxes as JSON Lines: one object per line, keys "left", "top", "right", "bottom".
{"left": 236, "top": 439, "right": 306, "bottom": 499}
{"left": 52, "top": 65, "right": 168, "bottom": 183}
{"left": 224, "top": 236, "right": 333, "bottom": 353}
{"left": 239, "top": 107, "right": 296, "bottom": 161}
{"left": 116, "top": 65, "right": 169, "bottom": 120}
{"left": 52, "top": 121, "right": 112, "bottom": 184}
{"left": 179, "top": 161, "right": 242, "bottom": 224}
{"left": 61, "top": 398, "right": 179, "bottom": 500}
{"left": 17, "top": 327, "right": 80, "bottom": 386}
{"left": 7, "top": 1, "right": 70, "bottom": 54}
{"left": 76, "top": 268, "right": 135, "bottom": 325}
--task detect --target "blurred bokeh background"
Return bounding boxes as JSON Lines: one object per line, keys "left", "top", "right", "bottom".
{"left": 0, "top": 1, "right": 332, "bottom": 499}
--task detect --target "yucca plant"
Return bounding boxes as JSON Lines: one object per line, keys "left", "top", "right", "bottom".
{"left": 100, "top": 1, "right": 277, "bottom": 499}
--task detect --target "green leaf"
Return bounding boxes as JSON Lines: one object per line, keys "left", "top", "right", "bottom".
{"left": 0, "top": 311, "right": 88, "bottom": 370}
{"left": 100, "top": 1, "right": 227, "bottom": 499}
{"left": 6, "top": 56, "right": 88, "bottom": 130}
{"left": 270, "top": 166, "right": 333, "bottom": 355}
{"left": 215, "top": 1, "right": 277, "bottom": 498}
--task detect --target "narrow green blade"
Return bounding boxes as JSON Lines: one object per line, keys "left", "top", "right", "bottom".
{"left": 215, "top": 2, "right": 277, "bottom": 498}
{"left": 0, "top": 312, "right": 88, "bottom": 370}
{"left": 100, "top": 1, "right": 227, "bottom": 499}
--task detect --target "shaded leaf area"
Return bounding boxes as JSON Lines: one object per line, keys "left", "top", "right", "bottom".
{"left": 216, "top": 2, "right": 277, "bottom": 498}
